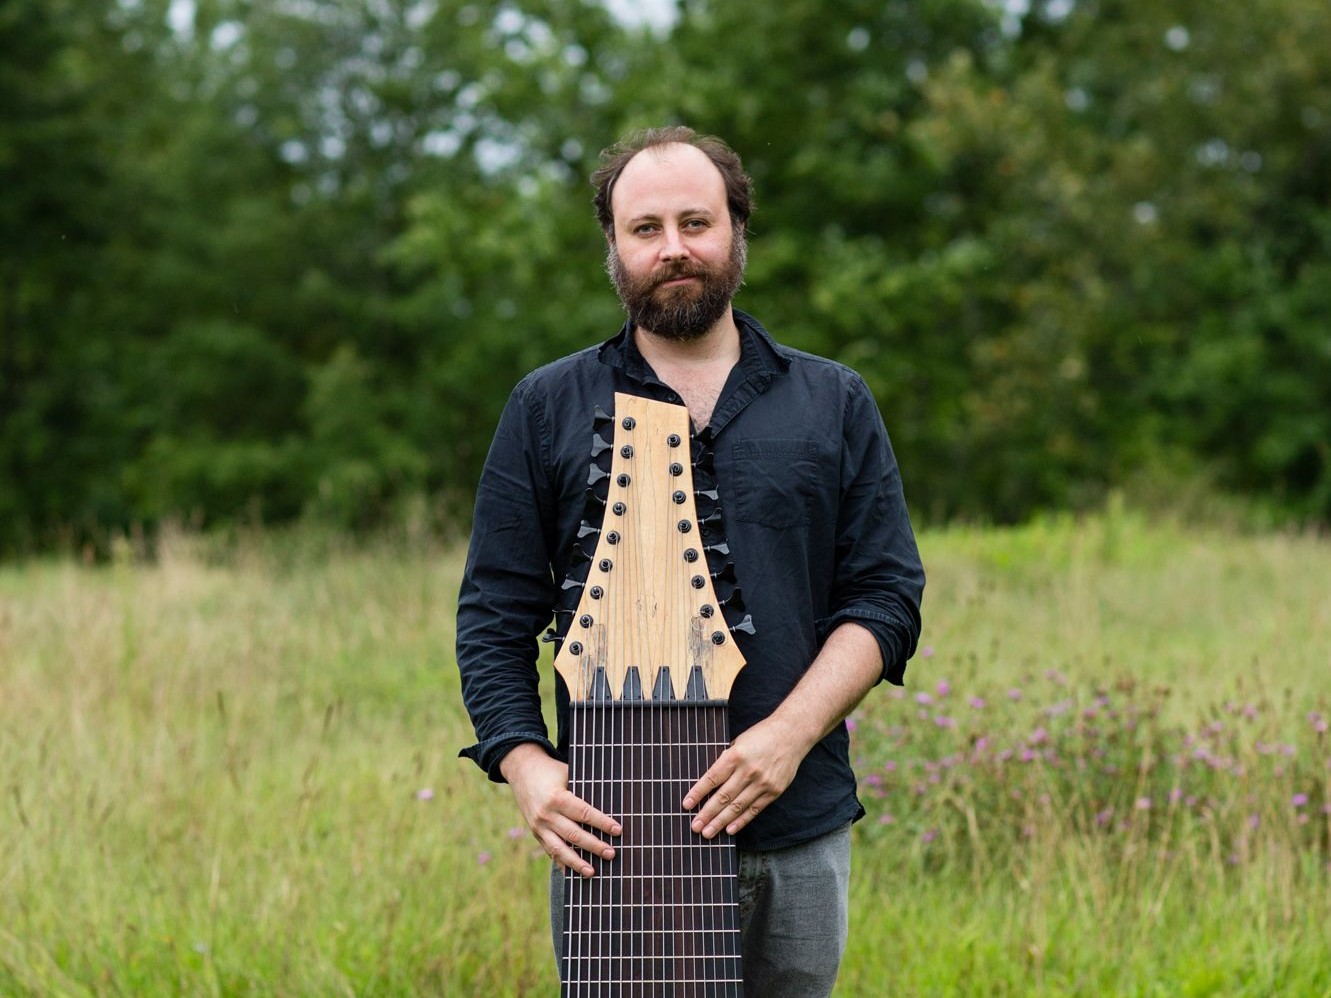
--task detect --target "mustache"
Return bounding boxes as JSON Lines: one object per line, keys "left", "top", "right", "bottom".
{"left": 651, "top": 262, "right": 708, "bottom": 287}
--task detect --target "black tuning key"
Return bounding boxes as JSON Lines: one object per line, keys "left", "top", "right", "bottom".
{"left": 719, "top": 587, "right": 746, "bottom": 613}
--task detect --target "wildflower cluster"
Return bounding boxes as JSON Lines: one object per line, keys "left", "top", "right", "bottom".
{"left": 851, "top": 660, "right": 1330, "bottom": 873}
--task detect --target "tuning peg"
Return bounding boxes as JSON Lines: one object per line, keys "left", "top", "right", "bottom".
{"left": 541, "top": 628, "right": 563, "bottom": 644}
{"left": 561, "top": 577, "right": 585, "bottom": 592}
{"left": 587, "top": 464, "right": 609, "bottom": 486}
{"left": 590, "top": 433, "right": 612, "bottom": 457}
{"left": 730, "top": 614, "right": 756, "bottom": 636}
{"left": 703, "top": 540, "right": 729, "bottom": 557}
{"left": 693, "top": 450, "right": 715, "bottom": 475}
{"left": 577, "top": 520, "right": 600, "bottom": 539}
{"left": 719, "top": 586, "right": 746, "bottom": 613}
{"left": 711, "top": 562, "right": 737, "bottom": 585}
{"left": 592, "top": 405, "right": 614, "bottom": 428}
{"left": 699, "top": 507, "right": 723, "bottom": 528}
{"left": 569, "top": 544, "right": 592, "bottom": 566}
{"left": 695, "top": 488, "right": 719, "bottom": 502}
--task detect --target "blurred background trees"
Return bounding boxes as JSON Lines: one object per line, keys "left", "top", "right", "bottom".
{"left": 2, "top": 0, "right": 1329, "bottom": 554}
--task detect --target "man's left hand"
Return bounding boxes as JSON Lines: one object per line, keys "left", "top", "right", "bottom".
{"left": 682, "top": 718, "right": 809, "bottom": 838}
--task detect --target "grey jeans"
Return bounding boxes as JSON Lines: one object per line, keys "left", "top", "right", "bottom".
{"left": 550, "top": 823, "right": 852, "bottom": 997}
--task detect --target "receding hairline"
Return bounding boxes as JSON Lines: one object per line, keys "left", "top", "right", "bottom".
{"left": 591, "top": 126, "right": 755, "bottom": 236}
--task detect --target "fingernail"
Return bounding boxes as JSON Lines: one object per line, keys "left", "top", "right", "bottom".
{"left": 610, "top": 824, "right": 622, "bottom": 835}
{"left": 682, "top": 797, "right": 694, "bottom": 809}
{"left": 691, "top": 820, "right": 702, "bottom": 833}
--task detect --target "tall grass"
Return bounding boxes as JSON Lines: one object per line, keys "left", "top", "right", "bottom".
{"left": 0, "top": 509, "right": 1327, "bottom": 995}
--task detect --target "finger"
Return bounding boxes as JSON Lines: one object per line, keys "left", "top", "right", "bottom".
{"left": 544, "top": 833, "right": 597, "bottom": 879}
{"left": 559, "top": 792, "right": 622, "bottom": 838}
{"left": 682, "top": 762, "right": 728, "bottom": 810}
{"left": 549, "top": 814, "right": 618, "bottom": 861}
{"left": 698, "top": 789, "right": 770, "bottom": 839}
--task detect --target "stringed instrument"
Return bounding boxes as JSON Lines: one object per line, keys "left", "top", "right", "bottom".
{"left": 552, "top": 392, "right": 752, "bottom": 997}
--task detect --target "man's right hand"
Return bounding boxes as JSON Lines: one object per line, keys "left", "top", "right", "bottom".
{"left": 499, "top": 743, "right": 621, "bottom": 878}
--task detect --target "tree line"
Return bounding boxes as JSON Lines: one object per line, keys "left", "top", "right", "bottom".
{"left": 3, "top": 0, "right": 1329, "bottom": 555}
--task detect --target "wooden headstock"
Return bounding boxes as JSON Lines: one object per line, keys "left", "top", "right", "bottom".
{"left": 553, "top": 392, "right": 748, "bottom": 704}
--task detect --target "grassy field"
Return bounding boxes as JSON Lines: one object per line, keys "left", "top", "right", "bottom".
{"left": 1, "top": 509, "right": 1328, "bottom": 996}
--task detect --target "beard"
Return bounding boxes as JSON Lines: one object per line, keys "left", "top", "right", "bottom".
{"left": 606, "top": 230, "right": 747, "bottom": 341}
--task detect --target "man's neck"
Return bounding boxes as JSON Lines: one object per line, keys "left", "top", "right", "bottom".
{"left": 633, "top": 309, "right": 742, "bottom": 373}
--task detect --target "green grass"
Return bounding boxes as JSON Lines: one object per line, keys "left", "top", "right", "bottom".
{"left": 1, "top": 509, "right": 1328, "bottom": 995}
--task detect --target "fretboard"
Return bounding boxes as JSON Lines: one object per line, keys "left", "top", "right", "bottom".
{"left": 562, "top": 702, "right": 743, "bottom": 998}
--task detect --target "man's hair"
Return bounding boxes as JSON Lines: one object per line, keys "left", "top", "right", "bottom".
{"left": 591, "top": 125, "right": 754, "bottom": 238}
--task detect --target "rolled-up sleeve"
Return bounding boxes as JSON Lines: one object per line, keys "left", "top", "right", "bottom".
{"left": 822, "top": 374, "right": 924, "bottom": 685}
{"left": 456, "top": 377, "right": 560, "bottom": 780}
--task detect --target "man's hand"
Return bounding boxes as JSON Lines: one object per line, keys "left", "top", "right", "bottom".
{"left": 682, "top": 717, "right": 809, "bottom": 839}
{"left": 500, "top": 743, "right": 621, "bottom": 878}
{"left": 682, "top": 622, "right": 886, "bottom": 839}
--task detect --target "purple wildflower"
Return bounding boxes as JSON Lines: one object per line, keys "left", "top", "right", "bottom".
{"left": 1292, "top": 793, "right": 1309, "bottom": 808}
{"left": 415, "top": 788, "right": 435, "bottom": 801}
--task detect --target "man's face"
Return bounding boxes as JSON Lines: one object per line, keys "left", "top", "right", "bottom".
{"left": 606, "top": 143, "right": 746, "bottom": 341}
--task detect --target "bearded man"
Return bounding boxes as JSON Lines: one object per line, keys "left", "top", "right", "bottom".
{"left": 456, "top": 126, "right": 925, "bottom": 996}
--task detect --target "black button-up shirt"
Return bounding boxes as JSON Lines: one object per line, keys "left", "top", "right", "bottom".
{"left": 457, "top": 310, "right": 924, "bottom": 850}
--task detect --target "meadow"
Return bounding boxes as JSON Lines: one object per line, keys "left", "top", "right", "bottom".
{"left": 1, "top": 508, "right": 1328, "bottom": 996}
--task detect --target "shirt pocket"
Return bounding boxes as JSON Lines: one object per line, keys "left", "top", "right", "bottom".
{"left": 732, "top": 438, "right": 821, "bottom": 529}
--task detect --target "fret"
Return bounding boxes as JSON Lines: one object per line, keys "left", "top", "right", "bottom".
{"left": 566, "top": 928, "right": 741, "bottom": 937}
{"left": 567, "top": 740, "right": 732, "bottom": 750}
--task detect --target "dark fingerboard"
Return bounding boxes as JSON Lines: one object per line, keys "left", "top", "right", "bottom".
{"left": 562, "top": 702, "right": 742, "bottom": 997}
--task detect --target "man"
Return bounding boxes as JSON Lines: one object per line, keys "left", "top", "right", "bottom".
{"left": 457, "top": 126, "right": 924, "bottom": 996}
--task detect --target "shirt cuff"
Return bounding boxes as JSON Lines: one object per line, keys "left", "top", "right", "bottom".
{"left": 816, "top": 609, "right": 907, "bottom": 686}
{"left": 459, "top": 731, "right": 560, "bottom": 783}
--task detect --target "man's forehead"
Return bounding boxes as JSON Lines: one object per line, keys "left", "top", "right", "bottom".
{"left": 611, "top": 143, "right": 727, "bottom": 217}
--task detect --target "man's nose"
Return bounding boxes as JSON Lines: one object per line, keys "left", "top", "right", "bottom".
{"left": 660, "top": 225, "right": 689, "bottom": 261}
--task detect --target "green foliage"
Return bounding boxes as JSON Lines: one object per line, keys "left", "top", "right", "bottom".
{"left": 3, "top": 0, "right": 1331, "bottom": 550}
